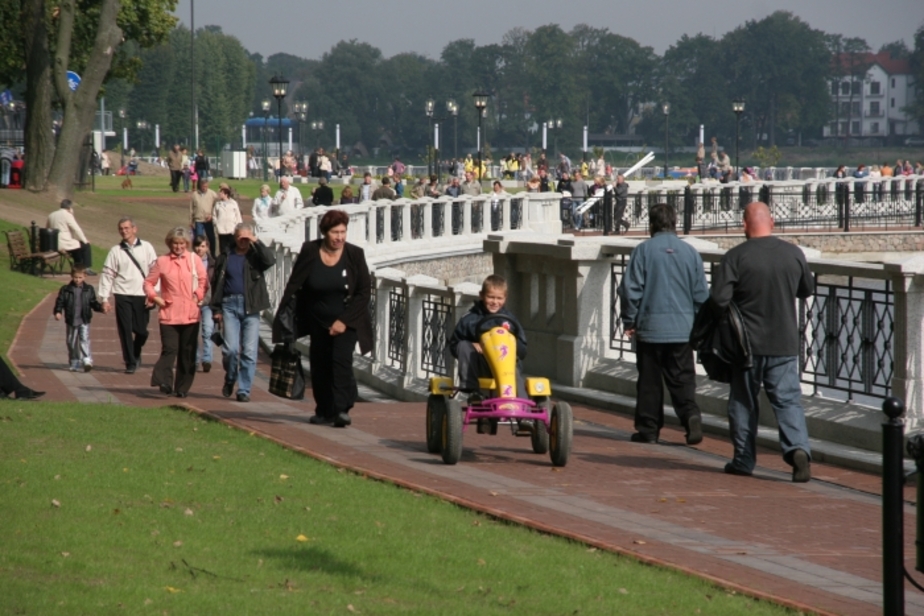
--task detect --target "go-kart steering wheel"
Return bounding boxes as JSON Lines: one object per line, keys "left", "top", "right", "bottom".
{"left": 475, "top": 314, "right": 519, "bottom": 336}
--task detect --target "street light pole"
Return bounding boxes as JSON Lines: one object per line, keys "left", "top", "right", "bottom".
{"left": 732, "top": 98, "right": 746, "bottom": 181}
{"left": 473, "top": 91, "right": 488, "bottom": 181}
{"left": 136, "top": 120, "right": 148, "bottom": 157}
{"left": 118, "top": 109, "right": 125, "bottom": 168}
{"left": 447, "top": 100, "right": 458, "bottom": 160}
{"left": 425, "top": 99, "right": 435, "bottom": 177}
{"left": 261, "top": 99, "right": 270, "bottom": 182}
{"left": 662, "top": 102, "right": 670, "bottom": 179}
{"left": 270, "top": 74, "right": 289, "bottom": 178}
{"left": 294, "top": 101, "right": 307, "bottom": 161}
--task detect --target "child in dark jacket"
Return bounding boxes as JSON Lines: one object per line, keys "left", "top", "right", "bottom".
{"left": 449, "top": 274, "right": 527, "bottom": 403}
{"left": 54, "top": 265, "right": 104, "bottom": 372}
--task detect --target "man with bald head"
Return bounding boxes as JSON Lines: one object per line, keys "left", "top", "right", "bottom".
{"left": 710, "top": 202, "right": 814, "bottom": 482}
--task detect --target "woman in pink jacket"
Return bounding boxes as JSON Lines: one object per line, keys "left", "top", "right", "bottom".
{"left": 144, "top": 227, "right": 209, "bottom": 398}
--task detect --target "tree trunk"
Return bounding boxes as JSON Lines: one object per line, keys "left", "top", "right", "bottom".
{"left": 43, "top": 0, "right": 122, "bottom": 199}
{"left": 22, "top": 0, "right": 54, "bottom": 191}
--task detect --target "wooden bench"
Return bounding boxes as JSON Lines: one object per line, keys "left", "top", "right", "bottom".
{"left": 5, "top": 229, "right": 64, "bottom": 277}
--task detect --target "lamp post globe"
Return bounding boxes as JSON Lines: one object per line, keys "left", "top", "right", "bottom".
{"left": 473, "top": 91, "right": 488, "bottom": 180}
{"left": 447, "top": 100, "right": 458, "bottom": 160}
{"left": 425, "top": 99, "right": 435, "bottom": 175}
{"left": 662, "top": 102, "right": 670, "bottom": 179}
{"left": 732, "top": 98, "right": 746, "bottom": 180}
{"left": 269, "top": 74, "right": 289, "bottom": 178}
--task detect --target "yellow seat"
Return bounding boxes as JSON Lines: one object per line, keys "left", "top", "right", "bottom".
{"left": 478, "top": 377, "right": 496, "bottom": 391}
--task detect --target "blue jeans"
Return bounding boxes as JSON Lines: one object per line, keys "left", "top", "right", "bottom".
{"left": 726, "top": 355, "right": 811, "bottom": 473}
{"left": 197, "top": 305, "right": 214, "bottom": 364}
{"left": 571, "top": 200, "right": 585, "bottom": 229}
{"left": 220, "top": 295, "right": 260, "bottom": 396}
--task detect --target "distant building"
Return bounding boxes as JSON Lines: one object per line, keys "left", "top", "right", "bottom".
{"left": 823, "top": 51, "right": 919, "bottom": 142}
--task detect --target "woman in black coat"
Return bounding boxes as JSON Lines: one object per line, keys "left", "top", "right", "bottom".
{"left": 272, "top": 210, "right": 372, "bottom": 427}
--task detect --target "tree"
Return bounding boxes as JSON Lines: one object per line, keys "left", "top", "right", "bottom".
{"left": 908, "top": 24, "right": 924, "bottom": 133}
{"left": 14, "top": 0, "right": 177, "bottom": 196}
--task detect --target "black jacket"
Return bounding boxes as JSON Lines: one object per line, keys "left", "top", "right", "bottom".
{"left": 689, "top": 299, "right": 752, "bottom": 383}
{"left": 54, "top": 282, "right": 103, "bottom": 326}
{"left": 272, "top": 240, "right": 373, "bottom": 355}
{"left": 312, "top": 185, "right": 334, "bottom": 206}
{"left": 210, "top": 240, "right": 276, "bottom": 315}
{"left": 449, "top": 301, "right": 528, "bottom": 360}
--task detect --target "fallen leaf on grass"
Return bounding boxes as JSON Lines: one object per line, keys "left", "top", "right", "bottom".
{"left": 85, "top": 445, "right": 92, "bottom": 452}
{"left": 633, "top": 540, "right": 646, "bottom": 545}
{"left": 279, "top": 474, "right": 289, "bottom": 480}
{"left": 274, "top": 495, "right": 284, "bottom": 504}
{"left": 374, "top": 521, "right": 384, "bottom": 528}
{"left": 51, "top": 499, "right": 61, "bottom": 508}
{"left": 60, "top": 552, "right": 70, "bottom": 557}
{"left": 618, "top": 588, "right": 628, "bottom": 595}
{"left": 212, "top": 456, "right": 221, "bottom": 461}
{"left": 295, "top": 534, "right": 310, "bottom": 542}
{"left": 165, "top": 586, "right": 182, "bottom": 594}
{"left": 471, "top": 520, "right": 481, "bottom": 527}
{"left": 455, "top": 586, "right": 465, "bottom": 592}
{"left": 113, "top": 509, "right": 120, "bottom": 515}
{"left": 346, "top": 605, "right": 356, "bottom": 612}
{"left": 144, "top": 598, "right": 153, "bottom": 605}
{"left": 175, "top": 448, "right": 183, "bottom": 452}
{"left": 477, "top": 559, "right": 486, "bottom": 566}
{"left": 184, "top": 508, "right": 194, "bottom": 516}
{"left": 587, "top": 547, "right": 597, "bottom": 553}
{"left": 54, "top": 475, "right": 60, "bottom": 480}
{"left": 173, "top": 540, "right": 183, "bottom": 547}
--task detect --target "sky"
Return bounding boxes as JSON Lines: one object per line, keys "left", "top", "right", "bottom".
{"left": 173, "top": 0, "right": 923, "bottom": 61}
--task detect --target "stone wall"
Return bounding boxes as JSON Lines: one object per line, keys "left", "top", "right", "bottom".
{"left": 707, "top": 231, "right": 924, "bottom": 255}
{"left": 388, "top": 252, "right": 494, "bottom": 286}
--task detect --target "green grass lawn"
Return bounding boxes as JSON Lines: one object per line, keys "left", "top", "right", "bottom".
{"left": 0, "top": 402, "right": 795, "bottom": 615}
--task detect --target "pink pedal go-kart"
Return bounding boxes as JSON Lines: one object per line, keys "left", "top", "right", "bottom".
{"left": 426, "top": 316, "right": 573, "bottom": 466}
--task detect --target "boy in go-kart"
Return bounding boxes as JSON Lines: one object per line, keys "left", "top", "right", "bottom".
{"left": 449, "top": 275, "right": 527, "bottom": 431}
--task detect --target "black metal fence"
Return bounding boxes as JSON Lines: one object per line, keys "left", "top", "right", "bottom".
{"left": 387, "top": 286, "right": 407, "bottom": 369}
{"left": 610, "top": 258, "right": 895, "bottom": 403}
{"left": 421, "top": 295, "right": 454, "bottom": 377}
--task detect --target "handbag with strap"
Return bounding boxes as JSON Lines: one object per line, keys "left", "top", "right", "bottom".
{"left": 121, "top": 241, "right": 156, "bottom": 310}
{"left": 269, "top": 344, "right": 305, "bottom": 400}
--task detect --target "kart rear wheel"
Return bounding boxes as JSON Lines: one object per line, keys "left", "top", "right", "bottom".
{"left": 426, "top": 395, "right": 445, "bottom": 454}
{"left": 441, "top": 398, "right": 464, "bottom": 465}
{"left": 549, "top": 401, "right": 573, "bottom": 467}
{"left": 531, "top": 397, "right": 550, "bottom": 454}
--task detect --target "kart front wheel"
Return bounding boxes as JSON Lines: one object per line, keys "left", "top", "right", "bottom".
{"left": 441, "top": 398, "right": 464, "bottom": 465}
{"left": 531, "top": 397, "right": 550, "bottom": 454}
{"left": 549, "top": 401, "right": 573, "bottom": 467}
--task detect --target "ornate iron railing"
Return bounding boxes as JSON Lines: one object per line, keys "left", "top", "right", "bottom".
{"left": 387, "top": 286, "right": 407, "bottom": 369}
{"left": 421, "top": 295, "right": 454, "bottom": 377}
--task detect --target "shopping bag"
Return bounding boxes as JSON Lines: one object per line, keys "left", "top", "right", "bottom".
{"left": 268, "top": 344, "right": 305, "bottom": 400}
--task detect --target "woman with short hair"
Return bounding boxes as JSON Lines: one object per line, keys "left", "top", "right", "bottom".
{"left": 144, "top": 227, "right": 208, "bottom": 398}
{"left": 213, "top": 186, "right": 243, "bottom": 254}
{"left": 272, "top": 210, "right": 372, "bottom": 427}
{"left": 252, "top": 184, "right": 273, "bottom": 220}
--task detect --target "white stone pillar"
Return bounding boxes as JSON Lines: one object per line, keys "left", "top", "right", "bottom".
{"left": 886, "top": 256, "right": 924, "bottom": 430}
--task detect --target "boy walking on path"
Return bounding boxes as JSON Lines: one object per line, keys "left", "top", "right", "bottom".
{"left": 54, "top": 265, "right": 104, "bottom": 372}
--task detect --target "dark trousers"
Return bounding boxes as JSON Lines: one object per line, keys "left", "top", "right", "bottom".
{"left": 170, "top": 169, "right": 182, "bottom": 192}
{"left": 152, "top": 322, "right": 199, "bottom": 395}
{"left": 0, "top": 357, "right": 26, "bottom": 396}
{"left": 218, "top": 234, "right": 234, "bottom": 255}
{"left": 308, "top": 323, "right": 358, "bottom": 419}
{"left": 634, "top": 340, "right": 701, "bottom": 438}
{"left": 614, "top": 201, "right": 630, "bottom": 233}
{"left": 68, "top": 242, "right": 93, "bottom": 269}
{"left": 114, "top": 294, "right": 149, "bottom": 368}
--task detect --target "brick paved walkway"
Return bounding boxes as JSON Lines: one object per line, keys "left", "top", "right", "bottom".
{"left": 11, "top": 292, "right": 924, "bottom": 616}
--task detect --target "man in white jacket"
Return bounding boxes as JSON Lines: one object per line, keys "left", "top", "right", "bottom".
{"left": 98, "top": 217, "right": 158, "bottom": 374}
{"left": 272, "top": 176, "right": 304, "bottom": 217}
{"left": 46, "top": 199, "right": 94, "bottom": 275}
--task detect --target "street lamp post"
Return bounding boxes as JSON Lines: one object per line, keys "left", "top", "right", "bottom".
{"left": 310, "top": 121, "right": 325, "bottom": 148}
{"left": 269, "top": 74, "right": 289, "bottom": 178}
{"left": 473, "top": 92, "right": 488, "bottom": 181}
{"left": 261, "top": 99, "right": 270, "bottom": 182}
{"left": 118, "top": 109, "right": 125, "bottom": 168}
{"left": 136, "top": 120, "right": 148, "bottom": 157}
{"left": 662, "top": 103, "right": 670, "bottom": 179}
{"left": 732, "top": 98, "right": 746, "bottom": 180}
{"left": 548, "top": 118, "right": 562, "bottom": 156}
{"left": 425, "top": 99, "right": 435, "bottom": 176}
{"left": 294, "top": 101, "right": 307, "bottom": 161}
{"left": 447, "top": 100, "right": 458, "bottom": 160}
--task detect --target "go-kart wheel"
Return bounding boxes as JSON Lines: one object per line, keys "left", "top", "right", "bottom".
{"left": 530, "top": 397, "right": 550, "bottom": 454}
{"left": 426, "top": 394, "right": 445, "bottom": 454}
{"left": 549, "top": 401, "right": 573, "bottom": 467}
{"left": 441, "top": 398, "right": 464, "bottom": 465}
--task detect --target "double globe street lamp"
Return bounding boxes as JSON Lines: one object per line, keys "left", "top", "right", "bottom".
{"left": 269, "top": 74, "right": 289, "bottom": 178}
{"left": 261, "top": 99, "right": 271, "bottom": 182}
{"left": 662, "top": 102, "right": 670, "bottom": 179}
{"left": 447, "top": 100, "right": 458, "bottom": 160}
{"left": 473, "top": 91, "right": 488, "bottom": 181}
{"left": 732, "top": 98, "right": 746, "bottom": 180}
{"left": 425, "top": 99, "right": 435, "bottom": 176}
{"left": 293, "top": 101, "right": 308, "bottom": 160}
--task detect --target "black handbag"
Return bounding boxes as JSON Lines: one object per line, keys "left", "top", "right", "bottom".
{"left": 268, "top": 344, "right": 305, "bottom": 400}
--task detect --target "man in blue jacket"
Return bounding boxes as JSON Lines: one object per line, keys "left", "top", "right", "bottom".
{"left": 617, "top": 203, "right": 709, "bottom": 445}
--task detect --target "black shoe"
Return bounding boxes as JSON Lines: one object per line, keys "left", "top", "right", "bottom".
{"left": 175, "top": 392, "right": 187, "bottom": 399}
{"left": 202, "top": 362, "right": 211, "bottom": 373}
{"left": 308, "top": 415, "right": 333, "bottom": 425}
{"left": 467, "top": 392, "right": 484, "bottom": 407}
{"left": 724, "top": 463, "right": 753, "bottom": 477}
{"left": 16, "top": 388, "right": 45, "bottom": 400}
{"left": 685, "top": 415, "right": 703, "bottom": 446}
{"left": 333, "top": 412, "right": 352, "bottom": 428}
{"left": 125, "top": 365, "right": 137, "bottom": 374}
{"left": 236, "top": 393, "right": 250, "bottom": 403}
{"left": 222, "top": 382, "right": 233, "bottom": 398}
{"left": 630, "top": 432, "right": 658, "bottom": 444}
{"left": 792, "top": 449, "right": 811, "bottom": 483}
{"left": 158, "top": 384, "right": 172, "bottom": 396}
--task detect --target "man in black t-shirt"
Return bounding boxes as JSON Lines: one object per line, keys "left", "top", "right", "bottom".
{"left": 710, "top": 202, "right": 814, "bottom": 482}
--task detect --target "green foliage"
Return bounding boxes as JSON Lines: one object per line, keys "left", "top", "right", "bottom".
{"left": 908, "top": 24, "right": 924, "bottom": 129}
{"left": 752, "top": 145, "right": 783, "bottom": 168}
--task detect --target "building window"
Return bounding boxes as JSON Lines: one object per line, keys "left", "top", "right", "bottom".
{"left": 892, "top": 78, "right": 896, "bottom": 88}
{"left": 841, "top": 81, "right": 850, "bottom": 95}
{"left": 871, "top": 122, "right": 880, "bottom": 134}
{"left": 831, "top": 82, "right": 838, "bottom": 95}
{"left": 852, "top": 81, "right": 861, "bottom": 95}
{"left": 870, "top": 81, "right": 881, "bottom": 95}
{"left": 870, "top": 101, "right": 880, "bottom": 115}
{"left": 852, "top": 101, "right": 861, "bottom": 115}
{"left": 840, "top": 102, "right": 850, "bottom": 114}
{"left": 840, "top": 122, "right": 848, "bottom": 135}
{"left": 852, "top": 121, "right": 861, "bottom": 135}
{"left": 892, "top": 98, "right": 896, "bottom": 108}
